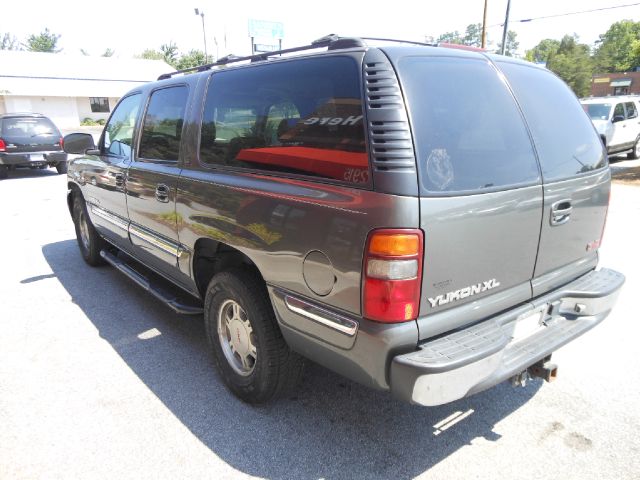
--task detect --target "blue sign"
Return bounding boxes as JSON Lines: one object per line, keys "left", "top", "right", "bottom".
{"left": 248, "top": 19, "right": 284, "bottom": 39}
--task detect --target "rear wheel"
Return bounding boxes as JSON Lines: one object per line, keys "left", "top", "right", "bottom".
{"left": 72, "top": 194, "right": 105, "bottom": 266}
{"left": 56, "top": 161, "right": 68, "bottom": 174}
{"left": 204, "top": 268, "right": 304, "bottom": 404}
{"left": 628, "top": 137, "right": 640, "bottom": 160}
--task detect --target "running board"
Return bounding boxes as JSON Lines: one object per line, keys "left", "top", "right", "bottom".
{"left": 100, "top": 249, "right": 203, "bottom": 315}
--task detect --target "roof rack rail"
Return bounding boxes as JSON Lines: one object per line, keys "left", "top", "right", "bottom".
{"left": 157, "top": 34, "right": 365, "bottom": 80}
{"left": 360, "top": 37, "right": 437, "bottom": 47}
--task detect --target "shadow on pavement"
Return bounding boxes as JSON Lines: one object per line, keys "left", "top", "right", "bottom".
{"left": 42, "top": 239, "right": 542, "bottom": 480}
{"left": 611, "top": 158, "right": 640, "bottom": 185}
{"left": 1, "top": 167, "right": 61, "bottom": 181}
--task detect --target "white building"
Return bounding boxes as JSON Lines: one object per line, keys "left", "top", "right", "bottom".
{"left": 0, "top": 51, "right": 173, "bottom": 129}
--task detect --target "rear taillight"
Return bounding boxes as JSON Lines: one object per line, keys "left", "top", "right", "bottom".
{"left": 363, "top": 229, "right": 424, "bottom": 323}
{"left": 0, "top": 138, "right": 5, "bottom": 152}
{"left": 59, "top": 137, "right": 64, "bottom": 149}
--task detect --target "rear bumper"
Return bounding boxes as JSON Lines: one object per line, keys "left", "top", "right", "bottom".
{"left": 0, "top": 151, "right": 67, "bottom": 166}
{"left": 390, "top": 268, "right": 625, "bottom": 406}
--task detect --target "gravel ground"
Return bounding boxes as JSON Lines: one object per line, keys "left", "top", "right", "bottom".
{"left": 0, "top": 164, "right": 639, "bottom": 480}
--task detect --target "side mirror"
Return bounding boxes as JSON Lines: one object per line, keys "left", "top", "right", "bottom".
{"left": 63, "top": 133, "right": 97, "bottom": 155}
{"left": 612, "top": 115, "right": 625, "bottom": 123}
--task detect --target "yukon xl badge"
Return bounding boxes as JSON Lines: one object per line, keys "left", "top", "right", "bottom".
{"left": 428, "top": 279, "right": 501, "bottom": 308}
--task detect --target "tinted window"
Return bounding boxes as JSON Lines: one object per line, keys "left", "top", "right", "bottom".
{"left": 1, "top": 116, "right": 58, "bottom": 138}
{"left": 139, "top": 86, "right": 188, "bottom": 162}
{"left": 613, "top": 103, "right": 625, "bottom": 119}
{"left": 397, "top": 57, "right": 539, "bottom": 193}
{"left": 625, "top": 102, "right": 637, "bottom": 119}
{"left": 200, "top": 56, "right": 369, "bottom": 186}
{"left": 104, "top": 94, "right": 141, "bottom": 158}
{"left": 499, "top": 62, "right": 606, "bottom": 181}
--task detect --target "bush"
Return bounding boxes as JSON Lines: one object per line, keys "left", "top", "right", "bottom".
{"left": 80, "top": 118, "right": 99, "bottom": 126}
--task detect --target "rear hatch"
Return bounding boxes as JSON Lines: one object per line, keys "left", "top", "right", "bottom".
{"left": 387, "top": 48, "right": 608, "bottom": 340}
{"left": 0, "top": 116, "right": 62, "bottom": 152}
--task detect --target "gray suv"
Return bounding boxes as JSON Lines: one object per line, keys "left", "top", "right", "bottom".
{"left": 63, "top": 36, "right": 624, "bottom": 406}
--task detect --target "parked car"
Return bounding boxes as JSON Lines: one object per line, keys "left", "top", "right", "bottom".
{"left": 63, "top": 36, "right": 624, "bottom": 406}
{"left": 581, "top": 96, "right": 640, "bottom": 159}
{"left": 0, "top": 113, "right": 67, "bottom": 179}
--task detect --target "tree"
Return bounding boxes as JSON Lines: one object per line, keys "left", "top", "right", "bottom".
{"left": 175, "top": 49, "right": 213, "bottom": 69}
{"left": 546, "top": 35, "right": 593, "bottom": 97}
{"left": 102, "top": 48, "right": 115, "bottom": 57}
{"left": 463, "top": 23, "right": 483, "bottom": 48}
{"left": 525, "top": 39, "right": 561, "bottom": 64}
{"left": 1, "top": 32, "right": 20, "bottom": 50}
{"left": 496, "top": 30, "right": 519, "bottom": 57}
{"left": 160, "top": 42, "right": 178, "bottom": 67}
{"left": 593, "top": 20, "right": 640, "bottom": 72}
{"left": 436, "top": 31, "right": 463, "bottom": 45}
{"left": 24, "top": 28, "right": 61, "bottom": 52}
{"left": 137, "top": 49, "right": 164, "bottom": 61}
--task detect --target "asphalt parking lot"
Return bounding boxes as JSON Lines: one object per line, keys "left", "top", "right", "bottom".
{"left": 1, "top": 162, "right": 639, "bottom": 479}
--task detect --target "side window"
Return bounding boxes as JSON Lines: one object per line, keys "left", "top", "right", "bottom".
{"left": 104, "top": 94, "right": 141, "bottom": 158}
{"left": 139, "top": 86, "right": 189, "bottom": 162}
{"left": 613, "top": 103, "right": 625, "bottom": 120}
{"left": 199, "top": 57, "right": 369, "bottom": 186}
{"left": 625, "top": 102, "right": 638, "bottom": 119}
{"left": 498, "top": 62, "right": 605, "bottom": 181}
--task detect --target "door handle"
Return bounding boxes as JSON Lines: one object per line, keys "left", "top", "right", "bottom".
{"left": 155, "top": 183, "right": 170, "bottom": 203}
{"left": 115, "top": 173, "right": 125, "bottom": 188}
{"left": 550, "top": 199, "right": 572, "bottom": 226}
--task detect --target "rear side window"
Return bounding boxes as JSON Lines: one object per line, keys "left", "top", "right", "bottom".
{"left": 139, "top": 86, "right": 188, "bottom": 162}
{"left": 397, "top": 56, "right": 540, "bottom": 193}
{"left": 199, "top": 56, "right": 369, "bottom": 186}
{"left": 498, "top": 62, "right": 606, "bottom": 181}
{"left": 625, "top": 102, "right": 638, "bottom": 119}
{"left": 1, "top": 116, "right": 58, "bottom": 138}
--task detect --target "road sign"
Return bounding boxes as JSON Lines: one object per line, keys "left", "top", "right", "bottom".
{"left": 248, "top": 19, "right": 284, "bottom": 40}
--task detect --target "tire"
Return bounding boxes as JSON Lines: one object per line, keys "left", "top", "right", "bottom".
{"left": 72, "top": 194, "right": 106, "bottom": 266}
{"left": 0, "top": 166, "right": 8, "bottom": 180}
{"left": 56, "top": 161, "right": 68, "bottom": 174}
{"left": 204, "top": 268, "right": 304, "bottom": 404}
{"left": 628, "top": 137, "right": 640, "bottom": 160}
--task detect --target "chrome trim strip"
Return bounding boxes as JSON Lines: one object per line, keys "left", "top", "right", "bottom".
{"left": 89, "top": 204, "right": 128, "bottom": 231}
{"left": 128, "top": 224, "right": 181, "bottom": 258}
{"left": 284, "top": 295, "right": 358, "bottom": 336}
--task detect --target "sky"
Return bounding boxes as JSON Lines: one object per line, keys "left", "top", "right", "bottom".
{"left": 1, "top": 0, "right": 639, "bottom": 59}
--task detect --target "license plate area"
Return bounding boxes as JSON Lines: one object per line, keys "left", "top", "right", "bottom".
{"left": 511, "top": 306, "right": 547, "bottom": 342}
{"left": 30, "top": 154, "right": 45, "bottom": 161}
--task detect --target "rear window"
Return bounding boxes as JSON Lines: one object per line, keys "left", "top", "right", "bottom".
{"left": 498, "top": 61, "right": 606, "bottom": 181}
{"left": 1, "top": 116, "right": 58, "bottom": 138}
{"left": 199, "top": 56, "right": 369, "bottom": 186}
{"left": 397, "top": 56, "right": 540, "bottom": 193}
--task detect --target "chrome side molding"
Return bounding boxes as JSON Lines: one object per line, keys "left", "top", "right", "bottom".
{"left": 284, "top": 294, "right": 358, "bottom": 336}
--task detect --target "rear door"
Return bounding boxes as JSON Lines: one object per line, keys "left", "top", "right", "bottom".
{"left": 126, "top": 84, "right": 189, "bottom": 280}
{"left": 0, "top": 116, "right": 62, "bottom": 154}
{"left": 496, "top": 60, "right": 609, "bottom": 296}
{"left": 392, "top": 53, "right": 544, "bottom": 338}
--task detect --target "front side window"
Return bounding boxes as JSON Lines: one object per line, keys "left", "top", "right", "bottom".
{"left": 498, "top": 61, "right": 605, "bottom": 181}
{"left": 90, "top": 97, "right": 110, "bottom": 113}
{"left": 103, "top": 94, "right": 141, "bottom": 158}
{"left": 199, "top": 56, "right": 369, "bottom": 186}
{"left": 139, "top": 86, "right": 188, "bottom": 162}
{"left": 613, "top": 103, "right": 625, "bottom": 120}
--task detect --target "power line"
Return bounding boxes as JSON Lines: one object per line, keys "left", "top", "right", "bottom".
{"left": 490, "top": 2, "right": 640, "bottom": 27}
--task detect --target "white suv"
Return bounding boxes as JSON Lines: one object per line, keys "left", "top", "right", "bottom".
{"left": 581, "top": 96, "right": 640, "bottom": 159}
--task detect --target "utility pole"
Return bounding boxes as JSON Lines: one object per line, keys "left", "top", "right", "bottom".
{"left": 500, "top": 0, "right": 511, "bottom": 55}
{"left": 481, "top": 0, "right": 488, "bottom": 49}
{"left": 194, "top": 8, "right": 208, "bottom": 61}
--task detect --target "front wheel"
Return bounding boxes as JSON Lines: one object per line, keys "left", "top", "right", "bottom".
{"left": 72, "top": 194, "right": 105, "bottom": 266}
{"left": 628, "top": 137, "right": 640, "bottom": 160}
{"left": 204, "top": 268, "right": 304, "bottom": 404}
